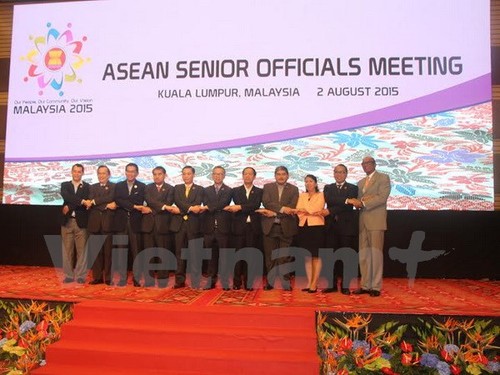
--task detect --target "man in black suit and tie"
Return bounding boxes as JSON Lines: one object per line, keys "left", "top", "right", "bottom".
{"left": 60, "top": 163, "right": 90, "bottom": 284}
{"left": 200, "top": 166, "right": 233, "bottom": 290}
{"left": 167, "top": 166, "right": 204, "bottom": 289}
{"left": 224, "top": 167, "right": 263, "bottom": 291}
{"left": 113, "top": 163, "right": 146, "bottom": 287}
{"left": 323, "top": 164, "right": 359, "bottom": 295}
{"left": 257, "top": 166, "right": 299, "bottom": 291}
{"left": 140, "top": 166, "right": 175, "bottom": 288}
{"left": 84, "top": 165, "right": 116, "bottom": 285}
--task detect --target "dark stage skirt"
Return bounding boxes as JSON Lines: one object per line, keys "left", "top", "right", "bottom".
{"left": 296, "top": 223, "right": 325, "bottom": 258}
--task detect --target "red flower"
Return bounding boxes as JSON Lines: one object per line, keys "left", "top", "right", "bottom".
{"left": 401, "top": 353, "right": 413, "bottom": 366}
{"left": 337, "top": 368, "right": 349, "bottom": 375}
{"left": 401, "top": 352, "right": 419, "bottom": 366}
{"left": 441, "top": 349, "right": 453, "bottom": 362}
{"left": 37, "top": 330, "right": 49, "bottom": 339}
{"left": 370, "top": 346, "right": 382, "bottom": 358}
{"left": 355, "top": 357, "right": 364, "bottom": 368}
{"left": 339, "top": 337, "right": 352, "bottom": 351}
{"left": 36, "top": 320, "right": 48, "bottom": 332}
{"left": 18, "top": 338, "right": 29, "bottom": 348}
{"left": 450, "top": 364, "right": 462, "bottom": 375}
{"left": 476, "top": 353, "right": 489, "bottom": 365}
{"left": 381, "top": 367, "right": 394, "bottom": 375}
{"left": 6, "top": 331, "right": 18, "bottom": 340}
{"left": 400, "top": 340, "right": 413, "bottom": 353}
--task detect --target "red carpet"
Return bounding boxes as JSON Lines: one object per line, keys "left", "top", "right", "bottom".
{"left": 1, "top": 266, "right": 498, "bottom": 374}
{"left": 0, "top": 266, "right": 498, "bottom": 316}
{"left": 32, "top": 300, "right": 319, "bottom": 375}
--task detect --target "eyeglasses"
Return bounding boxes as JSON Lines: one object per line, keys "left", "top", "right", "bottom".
{"left": 361, "top": 161, "right": 375, "bottom": 165}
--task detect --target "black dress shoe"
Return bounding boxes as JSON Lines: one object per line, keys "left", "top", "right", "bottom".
{"left": 88, "top": 279, "right": 103, "bottom": 285}
{"left": 222, "top": 288, "right": 230, "bottom": 291}
{"left": 104, "top": 280, "right": 112, "bottom": 286}
{"left": 63, "top": 277, "right": 73, "bottom": 283}
{"left": 76, "top": 278, "right": 85, "bottom": 284}
{"left": 322, "top": 288, "right": 338, "bottom": 294}
{"left": 341, "top": 288, "right": 351, "bottom": 295}
{"left": 117, "top": 279, "right": 127, "bottom": 287}
{"left": 204, "top": 284, "right": 216, "bottom": 290}
{"left": 301, "top": 288, "right": 310, "bottom": 292}
{"left": 369, "top": 290, "right": 381, "bottom": 297}
{"left": 173, "top": 283, "right": 185, "bottom": 289}
{"left": 307, "top": 288, "right": 317, "bottom": 293}
{"left": 133, "top": 280, "right": 141, "bottom": 287}
{"left": 263, "top": 284, "right": 274, "bottom": 291}
{"left": 353, "top": 288, "right": 370, "bottom": 295}
{"left": 245, "top": 287, "right": 254, "bottom": 291}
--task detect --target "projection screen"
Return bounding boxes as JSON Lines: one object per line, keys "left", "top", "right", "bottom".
{"left": 3, "top": 0, "right": 492, "bottom": 210}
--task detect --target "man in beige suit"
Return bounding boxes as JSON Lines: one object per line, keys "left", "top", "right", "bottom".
{"left": 349, "top": 156, "right": 391, "bottom": 297}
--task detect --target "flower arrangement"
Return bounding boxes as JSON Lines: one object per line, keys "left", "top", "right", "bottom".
{"left": 317, "top": 312, "right": 499, "bottom": 375}
{"left": 0, "top": 300, "right": 73, "bottom": 374}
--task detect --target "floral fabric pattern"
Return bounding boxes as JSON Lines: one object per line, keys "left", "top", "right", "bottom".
{"left": 2, "top": 103, "right": 492, "bottom": 210}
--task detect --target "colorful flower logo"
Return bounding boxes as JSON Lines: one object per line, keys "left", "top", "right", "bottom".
{"left": 21, "top": 22, "right": 89, "bottom": 96}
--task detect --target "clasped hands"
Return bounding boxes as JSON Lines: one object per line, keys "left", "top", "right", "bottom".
{"left": 81, "top": 200, "right": 117, "bottom": 210}
{"left": 347, "top": 198, "right": 364, "bottom": 209}
{"left": 255, "top": 206, "right": 295, "bottom": 217}
{"left": 291, "top": 208, "right": 328, "bottom": 216}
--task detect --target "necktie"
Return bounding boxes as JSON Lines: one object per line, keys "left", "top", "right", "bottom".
{"left": 157, "top": 185, "right": 162, "bottom": 192}
{"left": 183, "top": 185, "right": 191, "bottom": 221}
{"left": 215, "top": 185, "right": 220, "bottom": 195}
{"left": 363, "top": 176, "right": 371, "bottom": 193}
{"left": 245, "top": 187, "right": 251, "bottom": 223}
{"left": 337, "top": 184, "right": 342, "bottom": 189}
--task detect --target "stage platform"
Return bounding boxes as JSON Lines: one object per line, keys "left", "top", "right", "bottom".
{"left": 1, "top": 265, "right": 499, "bottom": 374}
{"left": 1, "top": 265, "right": 498, "bottom": 316}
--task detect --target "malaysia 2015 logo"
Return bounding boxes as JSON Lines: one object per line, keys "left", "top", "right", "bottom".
{"left": 21, "top": 22, "right": 89, "bottom": 96}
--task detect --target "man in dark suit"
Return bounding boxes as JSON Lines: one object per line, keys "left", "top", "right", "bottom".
{"left": 200, "top": 166, "right": 233, "bottom": 290}
{"left": 113, "top": 163, "right": 146, "bottom": 287}
{"left": 224, "top": 167, "right": 263, "bottom": 291}
{"left": 60, "top": 163, "right": 90, "bottom": 284}
{"left": 323, "top": 163, "right": 358, "bottom": 295}
{"left": 257, "top": 166, "right": 299, "bottom": 291}
{"left": 167, "top": 166, "right": 204, "bottom": 289}
{"left": 84, "top": 165, "right": 116, "bottom": 285}
{"left": 141, "top": 166, "right": 175, "bottom": 288}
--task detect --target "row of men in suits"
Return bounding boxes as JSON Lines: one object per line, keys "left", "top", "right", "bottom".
{"left": 60, "top": 157, "right": 390, "bottom": 294}
{"left": 60, "top": 164, "right": 263, "bottom": 289}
